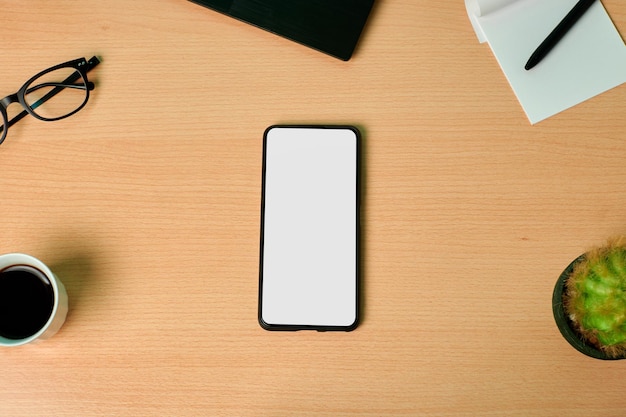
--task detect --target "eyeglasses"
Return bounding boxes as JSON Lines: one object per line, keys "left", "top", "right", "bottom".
{"left": 0, "top": 56, "right": 100, "bottom": 146}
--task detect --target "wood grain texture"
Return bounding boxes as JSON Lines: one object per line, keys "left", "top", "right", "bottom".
{"left": 0, "top": 0, "right": 626, "bottom": 415}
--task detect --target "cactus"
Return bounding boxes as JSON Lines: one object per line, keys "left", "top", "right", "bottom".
{"left": 565, "top": 238, "right": 626, "bottom": 358}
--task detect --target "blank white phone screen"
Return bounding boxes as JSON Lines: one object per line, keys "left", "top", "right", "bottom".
{"left": 260, "top": 127, "right": 358, "bottom": 328}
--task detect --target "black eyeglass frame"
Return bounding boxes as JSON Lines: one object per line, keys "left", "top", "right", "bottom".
{"left": 0, "top": 56, "right": 100, "bottom": 146}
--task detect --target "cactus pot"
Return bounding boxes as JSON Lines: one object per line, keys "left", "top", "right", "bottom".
{"left": 553, "top": 255, "right": 625, "bottom": 360}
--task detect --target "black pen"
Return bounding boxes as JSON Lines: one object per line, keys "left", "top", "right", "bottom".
{"left": 525, "top": 0, "right": 597, "bottom": 70}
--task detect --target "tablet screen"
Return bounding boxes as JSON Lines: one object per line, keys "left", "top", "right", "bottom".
{"left": 189, "top": 0, "right": 375, "bottom": 60}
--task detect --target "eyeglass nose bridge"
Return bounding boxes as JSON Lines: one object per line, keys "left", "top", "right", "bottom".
{"left": 0, "top": 93, "right": 20, "bottom": 109}
{"left": 0, "top": 92, "right": 30, "bottom": 144}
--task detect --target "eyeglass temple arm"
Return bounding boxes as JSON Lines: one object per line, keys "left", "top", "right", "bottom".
{"left": 6, "top": 56, "right": 100, "bottom": 128}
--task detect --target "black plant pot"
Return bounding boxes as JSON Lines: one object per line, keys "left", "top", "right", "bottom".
{"left": 552, "top": 255, "right": 624, "bottom": 360}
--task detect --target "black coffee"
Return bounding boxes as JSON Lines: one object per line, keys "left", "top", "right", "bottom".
{"left": 0, "top": 265, "right": 54, "bottom": 340}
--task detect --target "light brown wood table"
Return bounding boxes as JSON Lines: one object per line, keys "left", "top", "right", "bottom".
{"left": 1, "top": 1, "right": 626, "bottom": 415}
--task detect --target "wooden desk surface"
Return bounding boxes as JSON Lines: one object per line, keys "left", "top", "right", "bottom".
{"left": 1, "top": 1, "right": 626, "bottom": 415}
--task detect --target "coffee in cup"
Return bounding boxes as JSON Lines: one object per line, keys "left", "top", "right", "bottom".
{"left": 0, "top": 253, "right": 68, "bottom": 346}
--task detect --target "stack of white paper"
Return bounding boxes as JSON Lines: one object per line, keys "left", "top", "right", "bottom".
{"left": 466, "top": 0, "right": 626, "bottom": 124}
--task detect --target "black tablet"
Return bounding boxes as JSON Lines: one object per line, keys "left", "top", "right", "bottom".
{"left": 189, "top": 0, "right": 375, "bottom": 60}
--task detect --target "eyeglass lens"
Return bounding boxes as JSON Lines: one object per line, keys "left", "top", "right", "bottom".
{"left": 24, "top": 68, "right": 88, "bottom": 120}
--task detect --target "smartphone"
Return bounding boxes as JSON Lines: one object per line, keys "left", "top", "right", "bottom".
{"left": 259, "top": 125, "right": 360, "bottom": 331}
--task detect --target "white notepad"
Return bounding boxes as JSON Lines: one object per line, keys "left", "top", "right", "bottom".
{"left": 466, "top": 0, "right": 626, "bottom": 124}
